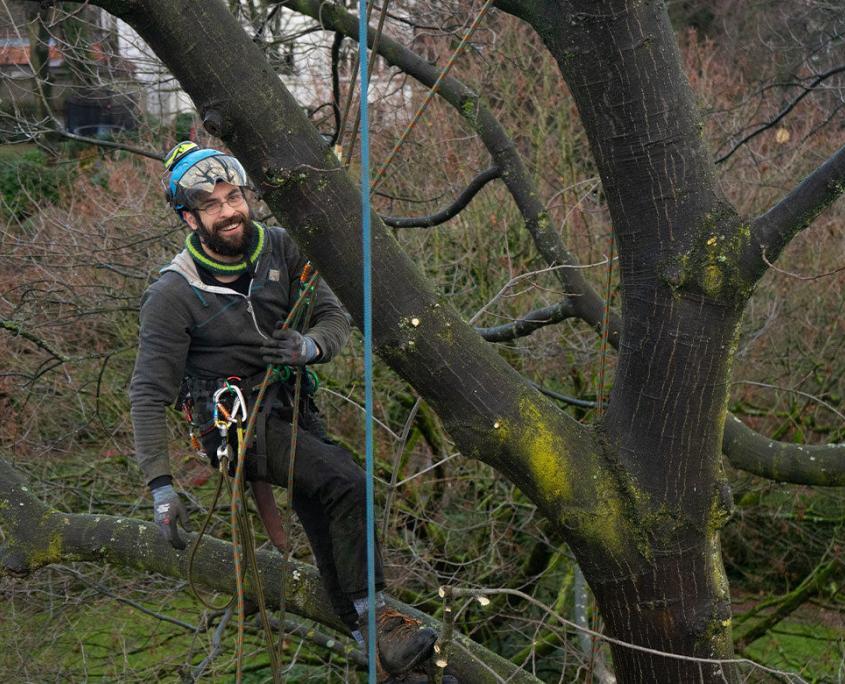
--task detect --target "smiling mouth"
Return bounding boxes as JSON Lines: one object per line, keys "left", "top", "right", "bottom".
{"left": 218, "top": 221, "right": 242, "bottom": 234}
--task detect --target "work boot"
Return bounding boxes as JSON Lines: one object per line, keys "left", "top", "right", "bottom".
{"left": 361, "top": 606, "right": 437, "bottom": 675}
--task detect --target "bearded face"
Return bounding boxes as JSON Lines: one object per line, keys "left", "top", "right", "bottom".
{"left": 183, "top": 181, "right": 255, "bottom": 260}
{"left": 194, "top": 207, "right": 254, "bottom": 257}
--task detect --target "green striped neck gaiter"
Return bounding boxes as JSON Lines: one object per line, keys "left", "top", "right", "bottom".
{"left": 186, "top": 221, "right": 265, "bottom": 276}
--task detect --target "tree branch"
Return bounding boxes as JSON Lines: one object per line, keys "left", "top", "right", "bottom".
{"left": 715, "top": 65, "right": 845, "bottom": 165}
{"left": 381, "top": 165, "right": 501, "bottom": 228}
{"left": 476, "top": 300, "right": 576, "bottom": 343}
{"left": 52, "top": 128, "right": 165, "bottom": 161}
{"left": 741, "top": 143, "right": 845, "bottom": 282}
{"left": 722, "top": 414, "right": 845, "bottom": 486}
{"left": 734, "top": 548, "right": 843, "bottom": 651}
{"left": 0, "top": 458, "right": 540, "bottom": 684}
{"left": 1, "top": 319, "right": 69, "bottom": 362}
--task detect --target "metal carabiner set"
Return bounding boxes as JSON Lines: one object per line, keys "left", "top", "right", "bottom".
{"left": 212, "top": 381, "right": 248, "bottom": 472}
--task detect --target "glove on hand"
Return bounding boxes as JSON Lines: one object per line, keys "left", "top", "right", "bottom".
{"left": 152, "top": 484, "right": 191, "bottom": 550}
{"left": 260, "top": 327, "right": 319, "bottom": 366}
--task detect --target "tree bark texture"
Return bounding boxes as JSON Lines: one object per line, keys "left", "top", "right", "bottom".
{"left": 285, "top": 0, "right": 845, "bottom": 482}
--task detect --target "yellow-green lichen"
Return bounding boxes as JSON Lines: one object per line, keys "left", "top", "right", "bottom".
{"left": 702, "top": 263, "right": 724, "bottom": 296}
{"left": 30, "top": 533, "right": 62, "bottom": 567}
{"left": 517, "top": 397, "right": 572, "bottom": 503}
{"left": 665, "top": 210, "right": 756, "bottom": 302}
{"left": 577, "top": 469, "right": 627, "bottom": 555}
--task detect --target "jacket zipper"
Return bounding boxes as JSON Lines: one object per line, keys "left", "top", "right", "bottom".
{"left": 246, "top": 256, "right": 268, "bottom": 339}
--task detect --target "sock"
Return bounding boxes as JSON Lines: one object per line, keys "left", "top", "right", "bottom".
{"left": 353, "top": 591, "right": 386, "bottom": 618}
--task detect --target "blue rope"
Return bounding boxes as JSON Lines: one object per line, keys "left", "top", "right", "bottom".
{"left": 358, "top": 3, "right": 377, "bottom": 683}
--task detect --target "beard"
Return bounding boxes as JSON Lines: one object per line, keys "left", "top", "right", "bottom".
{"left": 196, "top": 209, "right": 254, "bottom": 258}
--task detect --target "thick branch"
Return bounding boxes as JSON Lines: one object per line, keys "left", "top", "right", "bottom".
{"left": 742, "top": 144, "right": 845, "bottom": 282}
{"left": 722, "top": 414, "right": 845, "bottom": 486}
{"left": 381, "top": 165, "right": 501, "bottom": 228}
{"left": 0, "top": 459, "right": 539, "bottom": 684}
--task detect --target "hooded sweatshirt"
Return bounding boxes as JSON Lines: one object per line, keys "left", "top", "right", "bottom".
{"left": 129, "top": 224, "right": 350, "bottom": 484}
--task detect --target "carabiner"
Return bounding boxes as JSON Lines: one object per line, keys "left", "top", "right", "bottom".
{"left": 212, "top": 384, "right": 247, "bottom": 427}
{"left": 228, "top": 385, "right": 248, "bottom": 424}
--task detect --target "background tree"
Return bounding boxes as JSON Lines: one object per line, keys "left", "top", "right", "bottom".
{"left": 1, "top": 0, "right": 843, "bottom": 681}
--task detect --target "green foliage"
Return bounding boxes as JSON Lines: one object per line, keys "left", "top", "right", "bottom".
{"left": 0, "top": 148, "right": 72, "bottom": 220}
{"left": 173, "top": 112, "right": 197, "bottom": 142}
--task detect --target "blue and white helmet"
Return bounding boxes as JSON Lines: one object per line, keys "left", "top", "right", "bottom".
{"left": 163, "top": 141, "right": 249, "bottom": 212}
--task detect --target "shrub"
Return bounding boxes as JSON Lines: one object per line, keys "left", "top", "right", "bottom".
{"left": 0, "top": 148, "right": 72, "bottom": 220}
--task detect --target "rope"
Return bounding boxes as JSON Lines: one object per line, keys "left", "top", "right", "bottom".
{"left": 349, "top": 3, "right": 497, "bottom": 680}
{"left": 187, "top": 475, "right": 233, "bottom": 609}
{"left": 276, "top": 265, "right": 319, "bottom": 675}
{"left": 357, "top": 2, "right": 377, "bottom": 681}
{"left": 184, "top": 270, "right": 321, "bottom": 682}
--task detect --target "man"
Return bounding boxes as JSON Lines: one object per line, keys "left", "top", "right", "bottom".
{"left": 129, "top": 141, "right": 438, "bottom": 679}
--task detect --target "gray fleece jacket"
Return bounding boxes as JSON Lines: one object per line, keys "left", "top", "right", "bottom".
{"left": 129, "top": 224, "right": 350, "bottom": 484}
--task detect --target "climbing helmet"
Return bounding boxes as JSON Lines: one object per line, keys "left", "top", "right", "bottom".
{"left": 163, "top": 141, "right": 249, "bottom": 212}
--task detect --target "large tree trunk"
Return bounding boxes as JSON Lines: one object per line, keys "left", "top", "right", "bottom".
{"left": 499, "top": 1, "right": 749, "bottom": 680}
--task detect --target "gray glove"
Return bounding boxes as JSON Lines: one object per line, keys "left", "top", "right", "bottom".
{"left": 260, "top": 327, "right": 319, "bottom": 366}
{"left": 152, "top": 484, "right": 191, "bottom": 550}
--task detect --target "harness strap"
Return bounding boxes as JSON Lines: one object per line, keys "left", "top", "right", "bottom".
{"left": 252, "top": 381, "right": 282, "bottom": 480}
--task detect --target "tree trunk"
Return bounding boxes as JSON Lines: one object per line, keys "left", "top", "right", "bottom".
{"left": 499, "top": 1, "right": 750, "bottom": 680}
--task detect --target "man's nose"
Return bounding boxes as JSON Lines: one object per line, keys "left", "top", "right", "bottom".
{"left": 218, "top": 199, "right": 237, "bottom": 220}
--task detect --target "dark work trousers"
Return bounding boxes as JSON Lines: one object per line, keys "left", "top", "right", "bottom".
{"left": 244, "top": 412, "right": 386, "bottom": 630}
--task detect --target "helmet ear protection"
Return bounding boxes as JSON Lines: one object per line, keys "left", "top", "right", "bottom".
{"left": 163, "top": 141, "right": 202, "bottom": 214}
{"left": 162, "top": 141, "right": 250, "bottom": 217}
